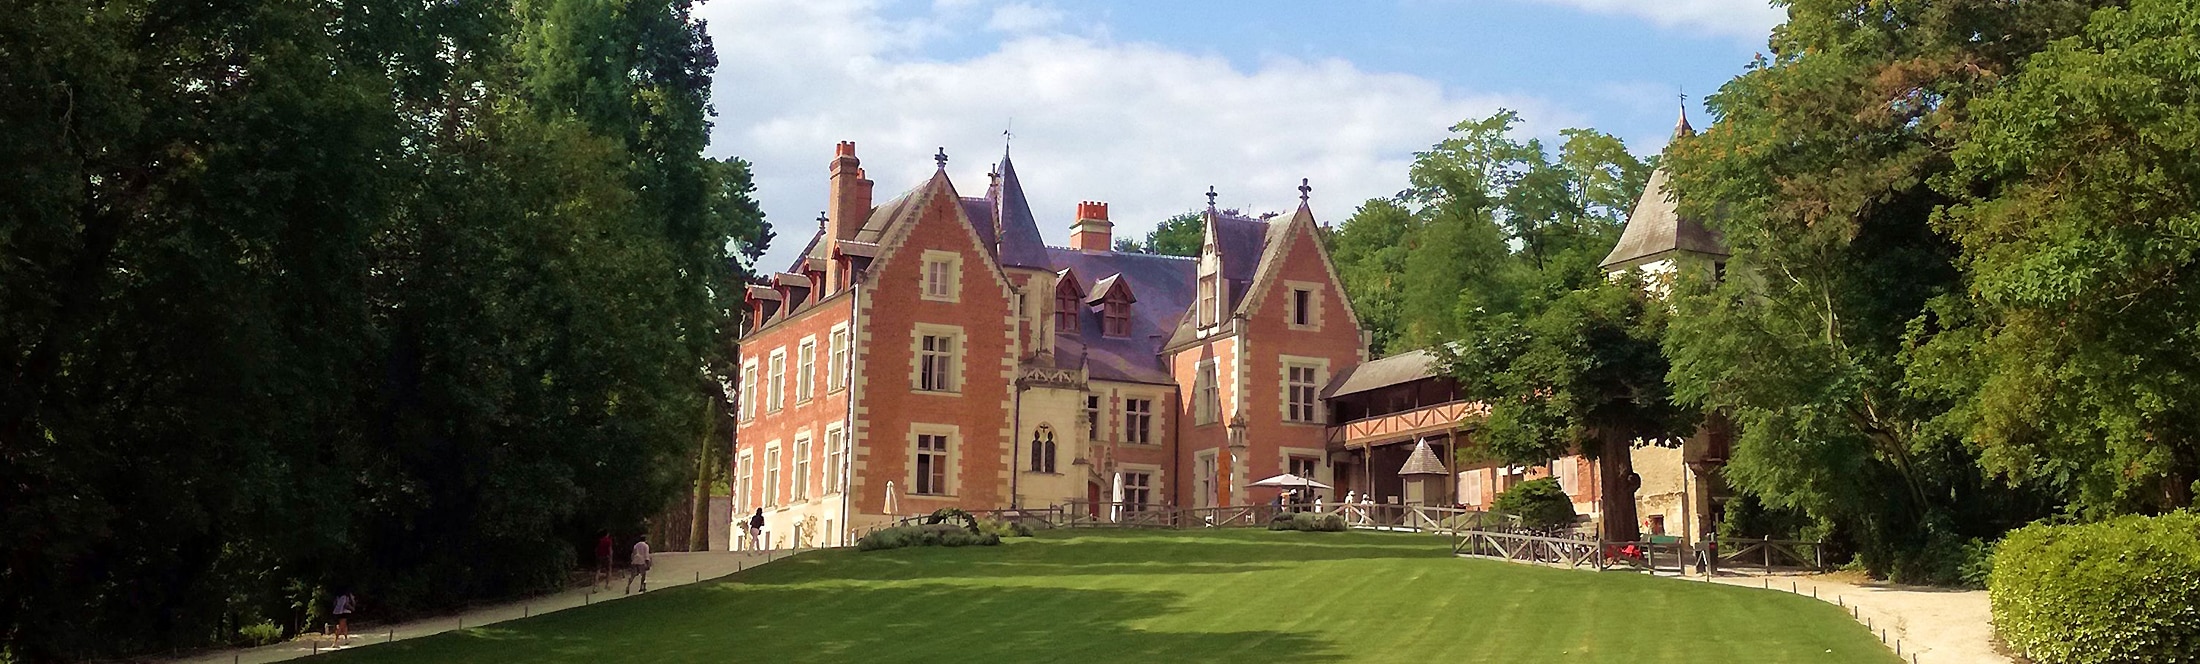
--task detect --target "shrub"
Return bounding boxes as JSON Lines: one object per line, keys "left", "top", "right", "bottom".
{"left": 1269, "top": 511, "right": 1346, "bottom": 532}
{"left": 1989, "top": 512, "right": 2200, "bottom": 664}
{"left": 856, "top": 524, "right": 1001, "bottom": 552}
{"left": 238, "top": 621, "right": 285, "bottom": 647}
{"left": 976, "top": 518, "right": 1033, "bottom": 538}
{"left": 1492, "top": 478, "right": 1576, "bottom": 530}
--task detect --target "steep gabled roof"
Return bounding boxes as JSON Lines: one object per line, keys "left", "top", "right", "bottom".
{"left": 1602, "top": 112, "right": 1728, "bottom": 269}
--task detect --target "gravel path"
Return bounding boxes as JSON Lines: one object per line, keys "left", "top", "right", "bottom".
{"left": 172, "top": 549, "right": 807, "bottom": 664}
{"left": 1706, "top": 572, "right": 2008, "bottom": 664}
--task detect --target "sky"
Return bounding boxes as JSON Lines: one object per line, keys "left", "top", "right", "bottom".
{"left": 699, "top": 0, "right": 1786, "bottom": 274}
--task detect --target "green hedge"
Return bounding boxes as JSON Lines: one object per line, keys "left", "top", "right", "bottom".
{"left": 856, "top": 524, "right": 1001, "bottom": 551}
{"left": 1493, "top": 477, "right": 1576, "bottom": 530}
{"left": 1989, "top": 512, "right": 2200, "bottom": 664}
{"left": 1268, "top": 512, "right": 1347, "bottom": 532}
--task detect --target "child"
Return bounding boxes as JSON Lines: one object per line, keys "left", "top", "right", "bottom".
{"left": 626, "top": 536, "right": 652, "bottom": 594}
{"left": 332, "top": 590, "right": 356, "bottom": 644}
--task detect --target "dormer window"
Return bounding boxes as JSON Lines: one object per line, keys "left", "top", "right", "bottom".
{"left": 1103, "top": 300, "right": 1131, "bottom": 337}
{"left": 1198, "top": 275, "right": 1220, "bottom": 327}
{"left": 1056, "top": 292, "right": 1080, "bottom": 333}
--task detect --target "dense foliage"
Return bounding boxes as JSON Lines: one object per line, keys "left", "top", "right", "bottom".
{"left": 1920, "top": 0, "right": 2200, "bottom": 516}
{"left": 1660, "top": 0, "right": 2108, "bottom": 582}
{"left": 1267, "top": 511, "right": 1348, "bottom": 532}
{"left": 1327, "top": 111, "right": 1648, "bottom": 355}
{"left": 1491, "top": 478, "right": 1577, "bottom": 531}
{"left": 855, "top": 524, "right": 1002, "bottom": 551}
{"left": 1115, "top": 210, "right": 1206, "bottom": 256}
{"left": 1988, "top": 512, "right": 2200, "bottom": 664}
{"left": 0, "top": 0, "right": 767, "bottom": 658}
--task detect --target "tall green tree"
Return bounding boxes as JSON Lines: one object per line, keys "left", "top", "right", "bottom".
{"left": 1443, "top": 258, "right": 1693, "bottom": 542}
{"left": 0, "top": 0, "right": 766, "bottom": 657}
{"left": 1919, "top": 0, "right": 2200, "bottom": 514}
{"left": 1661, "top": 0, "right": 2095, "bottom": 582}
{"left": 1142, "top": 210, "right": 1205, "bottom": 257}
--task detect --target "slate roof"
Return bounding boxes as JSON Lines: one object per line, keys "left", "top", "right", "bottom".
{"left": 992, "top": 153, "right": 1052, "bottom": 268}
{"left": 1601, "top": 113, "right": 1728, "bottom": 269}
{"left": 1045, "top": 247, "right": 1197, "bottom": 385}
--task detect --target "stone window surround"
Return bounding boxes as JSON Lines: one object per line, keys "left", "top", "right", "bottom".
{"left": 909, "top": 323, "right": 965, "bottom": 395}
{"left": 1277, "top": 355, "right": 1330, "bottom": 426}
{"left": 920, "top": 249, "right": 962, "bottom": 303}
{"left": 908, "top": 423, "right": 959, "bottom": 496}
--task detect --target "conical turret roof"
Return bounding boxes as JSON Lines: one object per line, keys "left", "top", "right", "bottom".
{"left": 1600, "top": 111, "right": 1727, "bottom": 270}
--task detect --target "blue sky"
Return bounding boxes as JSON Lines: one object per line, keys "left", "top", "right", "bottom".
{"left": 701, "top": 0, "right": 1783, "bottom": 273}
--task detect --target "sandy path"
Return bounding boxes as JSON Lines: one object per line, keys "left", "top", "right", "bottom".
{"left": 1705, "top": 572, "right": 2007, "bottom": 664}
{"left": 172, "top": 548, "right": 808, "bottom": 664}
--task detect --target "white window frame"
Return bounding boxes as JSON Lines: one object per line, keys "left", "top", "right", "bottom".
{"left": 763, "top": 443, "right": 782, "bottom": 507}
{"left": 911, "top": 425, "right": 956, "bottom": 496}
{"left": 735, "top": 450, "right": 754, "bottom": 514}
{"left": 827, "top": 324, "right": 849, "bottom": 393}
{"left": 1283, "top": 280, "right": 1324, "bottom": 331}
{"left": 1278, "top": 356, "right": 1329, "bottom": 425}
{"left": 767, "top": 349, "right": 787, "bottom": 412}
{"left": 1122, "top": 397, "right": 1154, "bottom": 445}
{"left": 739, "top": 359, "right": 758, "bottom": 421}
{"left": 824, "top": 425, "right": 845, "bottom": 494}
{"left": 796, "top": 338, "right": 816, "bottom": 403}
{"left": 920, "top": 250, "right": 962, "bottom": 303}
{"left": 1195, "top": 450, "right": 1218, "bottom": 508}
{"left": 1201, "top": 362, "right": 1218, "bottom": 424}
{"left": 792, "top": 434, "right": 811, "bottom": 502}
{"left": 911, "top": 324, "right": 963, "bottom": 394}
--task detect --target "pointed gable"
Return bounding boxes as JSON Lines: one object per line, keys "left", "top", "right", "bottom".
{"left": 1236, "top": 202, "right": 1364, "bottom": 331}
{"left": 1602, "top": 112, "right": 1728, "bottom": 270}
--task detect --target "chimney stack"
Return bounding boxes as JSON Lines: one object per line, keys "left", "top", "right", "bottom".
{"left": 1070, "top": 201, "right": 1112, "bottom": 252}
{"left": 825, "top": 141, "right": 873, "bottom": 291}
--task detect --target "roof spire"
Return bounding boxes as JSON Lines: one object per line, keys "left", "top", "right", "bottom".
{"left": 816, "top": 211, "right": 827, "bottom": 228}
{"left": 1205, "top": 185, "right": 1218, "bottom": 210}
{"left": 1298, "top": 178, "right": 1311, "bottom": 203}
{"left": 1674, "top": 87, "right": 1696, "bottom": 138}
{"left": 934, "top": 147, "right": 948, "bottom": 170}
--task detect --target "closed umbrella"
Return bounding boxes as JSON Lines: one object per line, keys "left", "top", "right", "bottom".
{"left": 884, "top": 480, "right": 900, "bottom": 519}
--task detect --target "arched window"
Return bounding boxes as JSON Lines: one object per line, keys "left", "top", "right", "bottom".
{"left": 1030, "top": 425, "right": 1057, "bottom": 473}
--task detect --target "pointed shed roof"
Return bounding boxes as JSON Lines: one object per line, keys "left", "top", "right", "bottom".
{"left": 1398, "top": 439, "right": 1449, "bottom": 476}
{"left": 1600, "top": 112, "right": 1728, "bottom": 270}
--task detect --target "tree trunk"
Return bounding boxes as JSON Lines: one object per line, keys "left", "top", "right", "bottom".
{"left": 1598, "top": 431, "right": 1640, "bottom": 542}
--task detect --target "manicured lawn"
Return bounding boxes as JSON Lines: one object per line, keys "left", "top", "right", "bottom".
{"left": 328, "top": 529, "right": 1897, "bottom": 663}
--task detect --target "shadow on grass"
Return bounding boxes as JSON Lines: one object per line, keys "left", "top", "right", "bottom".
{"left": 326, "top": 581, "right": 1341, "bottom": 663}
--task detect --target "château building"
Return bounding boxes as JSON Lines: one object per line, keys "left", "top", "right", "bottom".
{"left": 733, "top": 118, "right": 1728, "bottom": 548}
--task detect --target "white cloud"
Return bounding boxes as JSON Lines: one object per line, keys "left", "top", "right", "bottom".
{"left": 703, "top": 0, "right": 1580, "bottom": 272}
{"left": 1522, "top": 0, "right": 1782, "bottom": 39}
{"left": 984, "top": 2, "right": 1063, "bottom": 34}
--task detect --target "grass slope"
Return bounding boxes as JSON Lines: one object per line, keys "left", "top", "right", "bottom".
{"left": 329, "top": 529, "right": 1896, "bottom": 663}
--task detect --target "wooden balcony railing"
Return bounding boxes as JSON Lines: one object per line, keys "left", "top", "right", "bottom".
{"left": 1325, "top": 400, "right": 1489, "bottom": 448}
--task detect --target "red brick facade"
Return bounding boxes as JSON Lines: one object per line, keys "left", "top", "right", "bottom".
{"left": 732, "top": 142, "right": 1368, "bottom": 547}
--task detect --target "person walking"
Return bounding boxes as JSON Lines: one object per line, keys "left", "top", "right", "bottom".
{"left": 626, "top": 535, "right": 652, "bottom": 594}
{"left": 331, "top": 590, "right": 356, "bottom": 644}
{"left": 749, "top": 508, "right": 767, "bottom": 551}
{"left": 595, "top": 530, "right": 615, "bottom": 590}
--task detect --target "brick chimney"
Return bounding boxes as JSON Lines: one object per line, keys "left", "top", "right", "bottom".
{"left": 825, "top": 141, "right": 872, "bottom": 291}
{"left": 1070, "top": 201, "right": 1112, "bottom": 252}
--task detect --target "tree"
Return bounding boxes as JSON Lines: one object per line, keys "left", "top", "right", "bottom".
{"left": 1661, "top": 0, "right": 2095, "bottom": 582}
{"left": 0, "top": 0, "right": 767, "bottom": 657}
{"left": 1142, "top": 210, "right": 1205, "bottom": 257}
{"left": 1493, "top": 478, "right": 1579, "bottom": 530}
{"left": 1919, "top": 0, "right": 2200, "bottom": 515}
{"left": 1443, "top": 260, "right": 1693, "bottom": 542}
